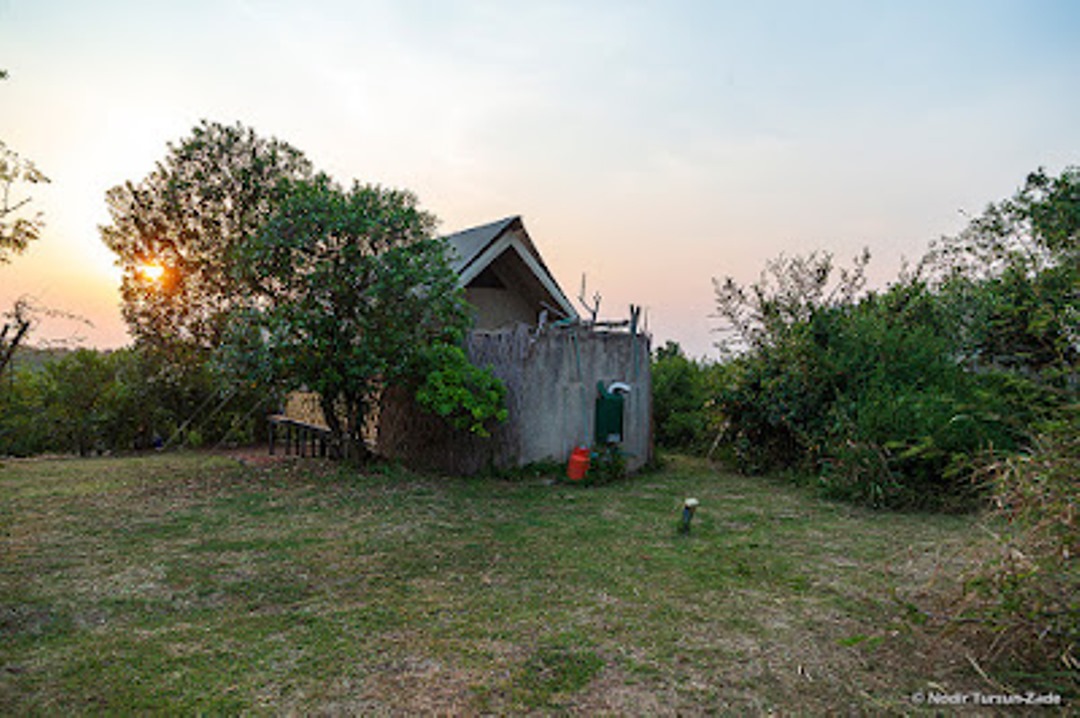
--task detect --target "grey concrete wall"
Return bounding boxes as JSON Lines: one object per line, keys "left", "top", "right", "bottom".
{"left": 505, "top": 328, "right": 651, "bottom": 470}
{"left": 377, "top": 324, "right": 652, "bottom": 474}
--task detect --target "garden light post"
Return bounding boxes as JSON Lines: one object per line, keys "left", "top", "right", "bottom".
{"left": 681, "top": 497, "right": 699, "bottom": 534}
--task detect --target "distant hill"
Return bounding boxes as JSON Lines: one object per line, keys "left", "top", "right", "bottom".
{"left": 6, "top": 345, "right": 73, "bottom": 374}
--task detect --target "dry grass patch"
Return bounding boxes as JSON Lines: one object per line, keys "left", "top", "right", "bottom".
{"left": 0, "top": 451, "right": 1047, "bottom": 714}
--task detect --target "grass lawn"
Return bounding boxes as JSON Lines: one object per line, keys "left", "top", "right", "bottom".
{"left": 1, "top": 452, "right": 1004, "bottom": 714}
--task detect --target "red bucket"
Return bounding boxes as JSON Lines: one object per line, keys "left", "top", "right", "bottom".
{"left": 566, "top": 446, "right": 590, "bottom": 481}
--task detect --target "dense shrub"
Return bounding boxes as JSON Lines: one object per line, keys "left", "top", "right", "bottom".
{"left": 414, "top": 343, "right": 507, "bottom": 437}
{"left": 710, "top": 168, "right": 1078, "bottom": 510}
{"left": 953, "top": 412, "right": 1079, "bottom": 690}
{"left": 651, "top": 341, "right": 714, "bottom": 453}
{"left": 0, "top": 345, "right": 271, "bottom": 456}
{"left": 713, "top": 264, "right": 1038, "bottom": 509}
{"left": 0, "top": 363, "right": 52, "bottom": 455}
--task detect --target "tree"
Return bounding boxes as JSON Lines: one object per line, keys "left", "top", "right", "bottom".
{"left": 1, "top": 70, "right": 51, "bottom": 382}
{"left": 710, "top": 251, "right": 1019, "bottom": 508}
{"left": 0, "top": 299, "right": 32, "bottom": 379}
{"left": 709, "top": 169, "right": 1078, "bottom": 509}
{"left": 41, "top": 349, "right": 121, "bottom": 457}
{"left": 712, "top": 249, "right": 870, "bottom": 357}
{"left": 222, "top": 175, "right": 486, "bottom": 460}
{"left": 100, "top": 120, "right": 313, "bottom": 351}
{"left": 1, "top": 140, "right": 49, "bottom": 262}
{"left": 928, "top": 166, "right": 1079, "bottom": 374}
{"left": 651, "top": 341, "right": 711, "bottom": 451}
{"left": 1, "top": 70, "right": 49, "bottom": 263}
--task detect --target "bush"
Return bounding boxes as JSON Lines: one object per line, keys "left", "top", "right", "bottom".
{"left": 710, "top": 169, "right": 1078, "bottom": 511}
{"left": 713, "top": 260, "right": 1028, "bottom": 509}
{"left": 0, "top": 345, "right": 272, "bottom": 456}
{"left": 953, "top": 413, "right": 1078, "bottom": 690}
{"left": 651, "top": 341, "right": 721, "bottom": 454}
{"left": 0, "top": 365, "right": 52, "bottom": 456}
{"left": 414, "top": 343, "right": 507, "bottom": 437}
{"left": 586, "top": 443, "right": 627, "bottom": 484}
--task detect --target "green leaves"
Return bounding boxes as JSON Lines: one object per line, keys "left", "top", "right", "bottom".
{"left": 100, "top": 120, "right": 313, "bottom": 352}
{"left": 928, "top": 166, "right": 1079, "bottom": 375}
{"left": 414, "top": 343, "right": 507, "bottom": 437}
{"left": 708, "top": 167, "right": 1079, "bottom": 510}
{"left": 223, "top": 175, "right": 488, "bottom": 458}
{"left": 651, "top": 340, "right": 717, "bottom": 452}
{"left": 0, "top": 140, "right": 50, "bottom": 263}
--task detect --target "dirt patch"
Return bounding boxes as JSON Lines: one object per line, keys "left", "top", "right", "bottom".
{"left": 212, "top": 447, "right": 297, "bottom": 469}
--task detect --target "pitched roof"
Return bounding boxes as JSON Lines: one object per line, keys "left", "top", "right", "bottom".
{"left": 444, "top": 216, "right": 521, "bottom": 275}
{"left": 443, "top": 216, "right": 578, "bottom": 321}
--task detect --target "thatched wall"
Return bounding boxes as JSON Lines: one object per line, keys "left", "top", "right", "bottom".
{"left": 378, "top": 324, "right": 652, "bottom": 474}
{"left": 281, "top": 390, "right": 379, "bottom": 448}
{"left": 283, "top": 392, "right": 329, "bottom": 428}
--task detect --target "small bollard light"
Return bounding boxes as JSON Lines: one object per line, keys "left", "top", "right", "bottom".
{"left": 680, "top": 497, "right": 699, "bottom": 534}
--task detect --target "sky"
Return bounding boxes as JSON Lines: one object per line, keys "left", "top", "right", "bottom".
{"left": 2, "top": 0, "right": 1078, "bottom": 359}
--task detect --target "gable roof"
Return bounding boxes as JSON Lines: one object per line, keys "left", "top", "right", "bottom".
{"left": 443, "top": 216, "right": 578, "bottom": 321}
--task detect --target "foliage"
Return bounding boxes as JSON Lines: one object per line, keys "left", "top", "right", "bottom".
{"left": 584, "top": 442, "right": 627, "bottom": 484}
{"left": 1, "top": 71, "right": 49, "bottom": 261}
{"left": 651, "top": 340, "right": 715, "bottom": 453}
{"left": 0, "top": 346, "right": 268, "bottom": 457}
{"left": 1, "top": 71, "right": 51, "bottom": 376}
{"left": 712, "top": 249, "right": 870, "bottom": 357}
{"left": 0, "top": 140, "right": 49, "bottom": 262}
{"left": 100, "top": 120, "right": 313, "bottom": 351}
{"left": 0, "top": 360, "right": 52, "bottom": 455}
{"left": 222, "top": 174, "right": 493, "bottom": 460}
{"left": 812, "top": 286, "right": 1024, "bottom": 508}
{"left": 954, "top": 413, "right": 1079, "bottom": 689}
{"left": 928, "top": 169, "right": 1079, "bottom": 683}
{"left": 414, "top": 343, "right": 507, "bottom": 437}
{"left": 709, "top": 167, "right": 1078, "bottom": 510}
{"left": 39, "top": 349, "right": 123, "bottom": 456}
{"left": 97, "top": 120, "right": 314, "bottom": 452}
{"left": 712, "top": 253, "right": 1026, "bottom": 509}
{"left": 927, "top": 166, "right": 1079, "bottom": 376}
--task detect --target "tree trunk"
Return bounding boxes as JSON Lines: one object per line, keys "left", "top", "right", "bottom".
{"left": 321, "top": 393, "right": 372, "bottom": 462}
{"left": 0, "top": 306, "right": 31, "bottom": 385}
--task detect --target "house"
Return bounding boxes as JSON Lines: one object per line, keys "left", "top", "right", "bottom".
{"left": 281, "top": 216, "right": 652, "bottom": 473}
{"left": 378, "top": 216, "right": 653, "bottom": 474}
{"left": 445, "top": 215, "right": 578, "bottom": 329}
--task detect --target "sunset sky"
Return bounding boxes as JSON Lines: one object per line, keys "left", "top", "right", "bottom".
{"left": 2, "top": 0, "right": 1078, "bottom": 359}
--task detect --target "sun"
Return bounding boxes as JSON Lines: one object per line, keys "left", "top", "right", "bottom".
{"left": 137, "top": 263, "right": 166, "bottom": 282}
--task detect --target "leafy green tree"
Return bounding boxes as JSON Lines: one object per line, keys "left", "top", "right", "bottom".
{"left": 0, "top": 358, "right": 52, "bottom": 456}
{"left": 222, "top": 175, "right": 501, "bottom": 460}
{"left": 651, "top": 341, "right": 711, "bottom": 451}
{"left": 100, "top": 120, "right": 313, "bottom": 351}
{"left": 41, "top": 349, "right": 121, "bottom": 456}
{"left": 928, "top": 167, "right": 1079, "bottom": 376}
{"left": 712, "top": 251, "right": 1020, "bottom": 508}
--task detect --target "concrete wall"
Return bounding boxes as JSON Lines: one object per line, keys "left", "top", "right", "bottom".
{"left": 377, "top": 324, "right": 652, "bottom": 474}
